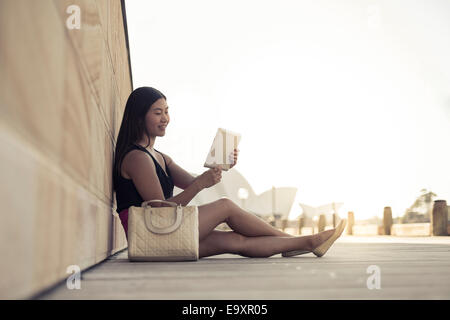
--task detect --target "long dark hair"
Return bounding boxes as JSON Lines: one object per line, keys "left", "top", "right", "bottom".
{"left": 113, "top": 87, "right": 166, "bottom": 190}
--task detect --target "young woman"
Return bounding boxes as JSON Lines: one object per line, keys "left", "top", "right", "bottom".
{"left": 113, "top": 87, "right": 346, "bottom": 259}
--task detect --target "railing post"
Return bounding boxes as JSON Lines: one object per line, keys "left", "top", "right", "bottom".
{"left": 318, "top": 214, "right": 326, "bottom": 232}
{"left": 383, "top": 207, "right": 393, "bottom": 235}
{"left": 281, "top": 218, "right": 287, "bottom": 232}
{"left": 298, "top": 216, "right": 304, "bottom": 235}
{"left": 347, "top": 211, "right": 354, "bottom": 235}
{"left": 431, "top": 200, "right": 448, "bottom": 236}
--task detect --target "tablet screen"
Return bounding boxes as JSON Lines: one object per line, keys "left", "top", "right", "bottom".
{"left": 204, "top": 128, "right": 241, "bottom": 171}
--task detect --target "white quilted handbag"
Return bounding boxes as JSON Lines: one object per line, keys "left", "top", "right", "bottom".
{"left": 127, "top": 200, "right": 199, "bottom": 262}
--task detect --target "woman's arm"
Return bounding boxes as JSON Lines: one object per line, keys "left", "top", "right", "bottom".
{"left": 165, "top": 179, "right": 203, "bottom": 206}
{"left": 125, "top": 150, "right": 204, "bottom": 207}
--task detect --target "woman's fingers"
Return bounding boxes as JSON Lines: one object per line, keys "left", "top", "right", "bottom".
{"left": 229, "top": 149, "right": 238, "bottom": 166}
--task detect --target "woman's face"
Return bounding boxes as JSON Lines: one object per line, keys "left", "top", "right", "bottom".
{"left": 144, "top": 98, "right": 170, "bottom": 136}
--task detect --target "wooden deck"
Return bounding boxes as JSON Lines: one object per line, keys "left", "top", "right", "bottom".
{"left": 36, "top": 236, "right": 450, "bottom": 300}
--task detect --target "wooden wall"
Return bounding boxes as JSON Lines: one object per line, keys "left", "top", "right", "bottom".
{"left": 0, "top": 0, "right": 132, "bottom": 298}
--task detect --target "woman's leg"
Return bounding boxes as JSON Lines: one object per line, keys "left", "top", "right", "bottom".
{"left": 199, "top": 230, "right": 245, "bottom": 258}
{"left": 199, "top": 229, "right": 333, "bottom": 258}
{"left": 198, "top": 198, "right": 336, "bottom": 258}
{"left": 198, "top": 198, "right": 294, "bottom": 241}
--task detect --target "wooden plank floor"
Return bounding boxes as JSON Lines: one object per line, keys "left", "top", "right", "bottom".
{"left": 36, "top": 236, "right": 450, "bottom": 300}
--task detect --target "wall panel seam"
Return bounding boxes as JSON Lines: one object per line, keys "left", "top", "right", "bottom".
{"left": 52, "top": 0, "right": 120, "bottom": 147}
{"left": 93, "top": 0, "right": 132, "bottom": 107}
{"left": 51, "top": 0, "right": 128, "bottom": 205}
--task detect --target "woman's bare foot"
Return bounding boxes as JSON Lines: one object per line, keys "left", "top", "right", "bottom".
{"left": 309, "top": 229, "right": 335, "bottom": 251}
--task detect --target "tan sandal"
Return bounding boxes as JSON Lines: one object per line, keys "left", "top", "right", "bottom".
{"left": 312, "top": 219, "right": 347, "bottom": 257}
{"left": 282, "top": 219, "right": 347, "bottom": 257}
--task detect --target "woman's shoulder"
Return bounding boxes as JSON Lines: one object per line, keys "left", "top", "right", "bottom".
{"left": 123, "top": 146, "right": 152, "bottom": 164}
{"left": 121, "top": 146, "right": 153, "bottom": 178}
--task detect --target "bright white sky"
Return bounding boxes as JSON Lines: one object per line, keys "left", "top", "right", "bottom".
{"left": 125, "top": 0, "right": 450, "bottom": 220}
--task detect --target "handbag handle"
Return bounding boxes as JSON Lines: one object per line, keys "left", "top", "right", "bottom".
{"left": 141, "top": 200, "right": 183, "bottom": 234}
{"left": 142, "top": 199, "right": 178, "bottom": 208}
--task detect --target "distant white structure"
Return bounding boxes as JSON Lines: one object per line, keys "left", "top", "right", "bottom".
{"left": 175, "top": 169, "right": 297, "bottom": 219}
{"left": 299, "top": 202, "right": 344, "bottom": 226}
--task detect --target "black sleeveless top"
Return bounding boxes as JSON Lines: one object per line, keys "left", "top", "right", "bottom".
{"left": 114, "top": 144, "right": 174, "bottom": 213}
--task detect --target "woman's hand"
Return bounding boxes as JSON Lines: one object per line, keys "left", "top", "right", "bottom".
{"left": 196, "top": 165, "right": 223, "bottom": 189}
{"left": 229, "top": 148, "right": 239, "bottom": 169}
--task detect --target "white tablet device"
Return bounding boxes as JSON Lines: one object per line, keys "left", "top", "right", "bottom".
{"left": 204, "top": 128, "right": 241, "bottom": 171}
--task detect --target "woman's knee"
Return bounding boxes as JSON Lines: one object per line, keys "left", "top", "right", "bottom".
{"left": 202, "top": 197, "right": 233, "bottom": 211}
{"left": 210, "top": 198, "right": 235, "bottom": 219}
{"left": 217, "top": 197, "right": 234, "bottom": 209}
{"left": 199, "top": 197, "right": 237, "bottom": 225}
{"left": 217, "top": 197, "right": 239, "bottom": 220}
